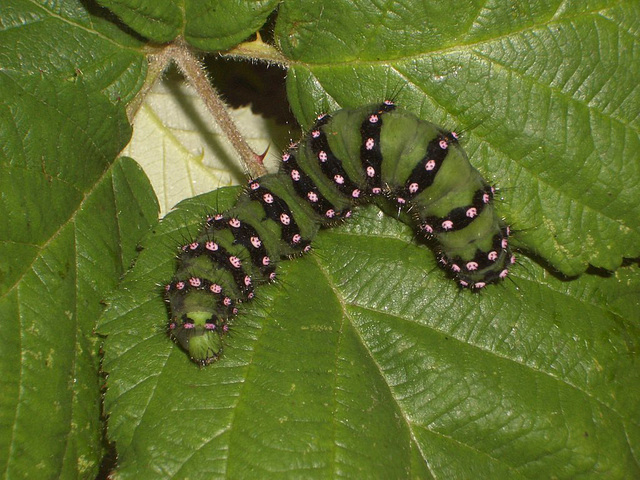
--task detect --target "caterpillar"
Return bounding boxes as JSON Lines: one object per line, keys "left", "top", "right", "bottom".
{"left": 165, "top": 102, "right": 514, "bottom": 365}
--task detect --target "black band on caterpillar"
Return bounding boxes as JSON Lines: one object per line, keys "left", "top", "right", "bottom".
{"left": 309, "top": 118, "right": 361, "bottom": 199}
{"left": 178, "top": 240, "right": 254, "bottom": 299}
{"left": 401, "top": 132, "right": 458, "bottom": 201}
{"left": 208, "top": 215, "right": 276, "bottom": 278}
{"left": 360, "top": 103, "right": 394, "bottom": 195}
{"left": 165, "top": 103, "right": 513, "bottom": 365}
{"left": 281, "top": 150, "right": 350, "bottom": 218}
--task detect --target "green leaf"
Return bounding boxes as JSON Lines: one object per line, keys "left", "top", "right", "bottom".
{"left": 184, "top": 0, "right": 281, "bottom": 50}
{"left": 279, "top": 0, "right": 640, "bottom": 277}
{"left": 0, "top": 72, "right": 158, "bottom": 478}
{"left": 0, "top": 0, "right": 147, "bottom": 103}
{"left": 95, "top": 0, "right": 183, "bottom": 43}
{"left": 94, "top": 0, "right": 281, "bottom": 49}
{"left": 99, "top": 188, "right": 640, "bottom": 479}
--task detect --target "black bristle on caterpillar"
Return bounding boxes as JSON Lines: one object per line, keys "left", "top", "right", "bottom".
{"left": 165, "top": 102, "right": 514, "bottom": 365}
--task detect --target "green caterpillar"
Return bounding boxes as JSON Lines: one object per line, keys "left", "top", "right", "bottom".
{"left": 165, "top": 102, "right": 514, "bottom": 365}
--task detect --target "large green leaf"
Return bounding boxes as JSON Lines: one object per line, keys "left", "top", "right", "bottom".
{"left": 0, "top": 10, "right": 157, "bottom": 475}
{"left": 99, "top": 188, "right": 640, "bottom": 479}
{"left": 0, "top": 72, "right": 158, "bottom": 477}
{"left": 95, "top": 0, "right": 281, "bottom": 48}
{"left": 0, "top": 0, "right": 147, "bottom": 103}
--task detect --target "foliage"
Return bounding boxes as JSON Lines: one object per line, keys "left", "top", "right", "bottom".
{"left": 1, "top": 0, "right": 638, "bottom": 478}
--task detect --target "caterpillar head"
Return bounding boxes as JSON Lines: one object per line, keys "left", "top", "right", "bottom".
{"left": 169, "top": 311, "right": 227, "bottom": 366}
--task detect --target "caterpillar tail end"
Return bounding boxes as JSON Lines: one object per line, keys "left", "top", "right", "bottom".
{"left": 168, "top": 311, "right": 227, "bottom": 366}
{"left": 437, "top": 226, "right": 515, "bottom": 290}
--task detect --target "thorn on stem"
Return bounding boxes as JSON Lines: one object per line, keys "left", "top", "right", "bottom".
{"left": 256, "top": 145, "right": 270, "bottom": 165}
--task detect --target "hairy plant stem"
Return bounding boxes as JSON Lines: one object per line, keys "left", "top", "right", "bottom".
{"left": 222, "top": 34, "right": 289, "bottom": 67}
{"left": 134, "top": 40, "right": 268, "bottom": 178}
{"left": 126, "top": 45, "right": 168, "bottom": 122}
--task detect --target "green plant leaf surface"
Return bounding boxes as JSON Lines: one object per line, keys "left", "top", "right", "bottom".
{"left": 0, "top": 72, "right": 158, "bottom": 478}
{"left": 95, "top": 0, "right": 281, "bottom": 49}
{"left": 278, "top": 0, "right": 640, "bottom": 278}
{"left": 183, "top": 0, "right": 281, "bottom": 50}
{"left": 0, "top": 0, "right": 147, "bottom": 103}
{"left": 99, "top": 188, "right": 640, "bottom": 479}
{"left": 94, "top": 0, "right": 183, "bottom": 43}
